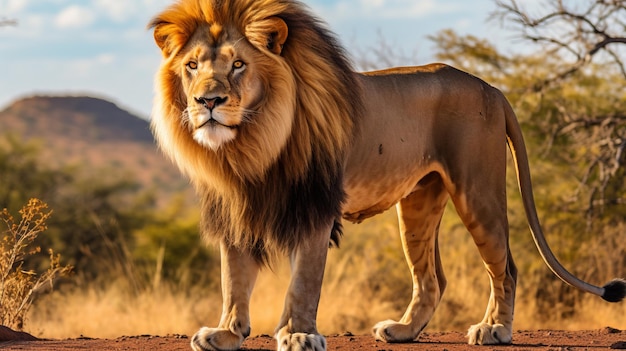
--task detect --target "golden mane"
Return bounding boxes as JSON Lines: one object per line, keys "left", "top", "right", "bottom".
{"left": 149, "top": 0, "right": 363, "bottom": 261}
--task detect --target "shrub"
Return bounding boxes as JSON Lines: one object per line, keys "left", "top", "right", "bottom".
{"left": 0, "top": 199, "right": 72, "bottom": 330}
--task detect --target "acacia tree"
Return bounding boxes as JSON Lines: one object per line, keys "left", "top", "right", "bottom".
{"left": 492, "top": 0, "right": 626, "bottom": 221}
{"left": 494, "top": 0, "right": 626, "bottom": 85}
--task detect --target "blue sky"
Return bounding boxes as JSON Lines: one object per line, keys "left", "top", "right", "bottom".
{"left": 0, "top": 0, "right": 532, "bottom": 118}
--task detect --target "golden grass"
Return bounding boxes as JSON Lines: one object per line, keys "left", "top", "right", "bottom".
{"left": 27, "top": 282, "right": 220, "bottom": 339}
{"left": 25, "top": 207, "right": 625, "bottom": 339}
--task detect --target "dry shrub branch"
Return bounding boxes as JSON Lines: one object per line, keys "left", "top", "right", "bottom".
{"left": 0, "top": 199, "right": 72, "bottom": 330}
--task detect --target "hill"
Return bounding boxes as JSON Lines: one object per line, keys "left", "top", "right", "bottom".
{"left": 0, "top": 95, "right": 188, "bottom": 194}
{"left": 0, "top": 96, "right": 153, "bottom": 143}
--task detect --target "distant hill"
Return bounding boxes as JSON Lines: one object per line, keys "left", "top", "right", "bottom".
{"left": 0, "top": 95, "right": 189, "bottom": 195}
{"left": 0, "top": 96, "right": 154, "bottom": 143}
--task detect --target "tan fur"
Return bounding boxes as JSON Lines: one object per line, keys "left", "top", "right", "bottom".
{"left": 150, "top": 1, "right": 621, "bottom": 351}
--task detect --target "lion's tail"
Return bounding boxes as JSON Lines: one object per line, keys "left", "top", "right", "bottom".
{"left": 503, "top": 97, "right": 626, "bottom": 303}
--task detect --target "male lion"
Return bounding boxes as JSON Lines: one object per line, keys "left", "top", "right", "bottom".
{"left": 149, "top": 1, "right": 626, "bottom": 350}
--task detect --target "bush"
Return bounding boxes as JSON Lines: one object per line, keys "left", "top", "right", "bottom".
{"left": 0, "top": 199, "right": 72, "bottom": 330}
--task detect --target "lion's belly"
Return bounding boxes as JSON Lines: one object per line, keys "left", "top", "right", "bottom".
{"left": 341, "top": 188, "right": 401, "bottom": 223}
{"left": 340, "top": 129, "right": 436, "bottom": 224}
{"left": 341, "top": 167, "right": 426, "bottom": 223}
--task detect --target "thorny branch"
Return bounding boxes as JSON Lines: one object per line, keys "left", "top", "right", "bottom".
{"left": 493, "top": 0, "right": 626, "bottom": 90}
{"left": 494, "top": 0, "right": 626, "bottom": 219}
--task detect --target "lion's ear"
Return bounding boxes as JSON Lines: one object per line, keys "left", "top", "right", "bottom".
{"left": 152, "top": 23, "right": 169, "bottom": 53}
{"left": 265, "top": 17, "right": 288, "bottom": 55}
{"left": 246, "top": 17, "right": 288, "bottom": 56}
{"left": 149, "top": 19, "right": 184, "bottom": 58}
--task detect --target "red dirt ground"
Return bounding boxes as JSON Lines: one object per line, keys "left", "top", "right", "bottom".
{"left": 1, "top": 327, "right": 625, "bottom": 350}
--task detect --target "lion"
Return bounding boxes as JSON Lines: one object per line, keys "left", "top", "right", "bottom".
{"left": 148, "top": 0, "right": 626, "bottom": 350}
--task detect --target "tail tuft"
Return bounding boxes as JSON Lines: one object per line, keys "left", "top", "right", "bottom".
{"left": 601, "top": 279, "right": 626, "bottom": 303}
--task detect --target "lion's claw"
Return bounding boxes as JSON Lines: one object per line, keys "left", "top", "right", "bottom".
{"left": 191, "top": 327, "right": 244, "bottom": 351}
{"left": 372, "top": 320, "right": 419, "bottom": 343}
{"left": 467, "top": 323, "right": 512, "bottom": 345}
{"left": 275, "top": 326, "right": 326, "bottom": 351}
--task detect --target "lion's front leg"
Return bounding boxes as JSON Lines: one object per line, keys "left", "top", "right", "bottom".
{"left": 191, "top": 241, "right": 259, "bottom": 351}
{"left": 274, "top": 223, "right": 332, "bottom": 351}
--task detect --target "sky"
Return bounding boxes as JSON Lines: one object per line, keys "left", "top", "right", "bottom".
{"left": 0, "top": 0, "right": 531, "bottom": 119}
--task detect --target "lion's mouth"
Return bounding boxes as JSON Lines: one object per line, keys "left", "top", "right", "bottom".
{"left": 198, "top": 118, "right": 238, "bottom": 130}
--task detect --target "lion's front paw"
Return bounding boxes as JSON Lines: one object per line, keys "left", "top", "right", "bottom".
{"left": 191, "top": 327, "right": 244, "bottom": 351}
{"left": 275, "top": 326, "right": 326, "bottom": 351}
{"left": 372, "top": 319, "right": 418, "bottom": 343}
{"left": 467, "top": 323, "right": 512, "bottom": 345}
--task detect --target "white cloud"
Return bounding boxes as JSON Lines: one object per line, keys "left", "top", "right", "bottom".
{"left": 455, "top": 18, "right": 471, "bottom": 30}
{"left": 93, "top": 1, "right": 136, "bottom": 22}
{"left": 67, "top": 53, "right": 117, "bottom": 77}
{"left": 5, "top": 0, "right": 30, "bottom": 14}
{"left": 23, "top": 14, "right": 46, "bottom": 31}
{"left": 326, "top": 0, "right": 460, "bottom": 20}
{"left": 95, "top": 53, "right": 116, "bottom": 65}
{"left": 141, "top": 0, "right": 172, "bottom": 9}
{"left": 54, "top": 5, "right": 96, "bottom": 29}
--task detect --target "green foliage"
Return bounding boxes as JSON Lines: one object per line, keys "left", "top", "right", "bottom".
{"left": 0, "top": 136, "right": 217, "bottom": 292}
{"left": 428, "top": 29, "right": 516, "bottom": 81}
{"left": 0, "top": 199, "right": 72, "bottom": 330}
{"left": 0, "top": 135, "right": 71, "bottom": 212}
{"left": 134, "top": 196, "right": 218, "bottom": 289}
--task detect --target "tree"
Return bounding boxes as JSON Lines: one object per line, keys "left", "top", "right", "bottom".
{"left": 0, "top": 18, "right": 17, "bottom": 27}
{"left": 494, "top": 0, "right": 626, "bottom": 84}
{"left": 0, "top": 136, "right": 71, "bottom": 213}
{"left": 491, "top": 0, "right": 626, "bottom": 220}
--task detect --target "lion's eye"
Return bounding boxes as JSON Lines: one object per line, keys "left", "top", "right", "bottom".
{"left": 186, "top": 61, "right": 198, "bottom": 70}
{"left": 232, "top": 60, "right": 245, "bottom": 70}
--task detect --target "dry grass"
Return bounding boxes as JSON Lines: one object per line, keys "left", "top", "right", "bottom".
{"left": 24, "top": 206, "right": 625, "bottom": 339}
{"left": 27, "top": 282, "right": 219, "bottom": 339}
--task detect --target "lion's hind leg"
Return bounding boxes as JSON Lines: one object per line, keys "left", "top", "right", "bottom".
{"left": 450, "top": 173, "right": 518, "bottom": 345}
{"left": 373, "top": 173, "right": 449, "bottom": 343}
{"left": 464, "top": 250, "right": 517, "bottom": 345}
{"left": 462, "top": 213, "right": 517, "bottom": 345}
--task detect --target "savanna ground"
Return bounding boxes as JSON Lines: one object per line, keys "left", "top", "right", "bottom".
{"left": 2, "top": 328, "right": 626, "bottom": 350}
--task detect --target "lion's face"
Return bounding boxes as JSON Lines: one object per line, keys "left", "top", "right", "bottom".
{"left": 179, "top": 25, "right": 265, "bottom": 150}
{"left": 150, "top": 2, "right": 358, "bottom": 186}
{"left": 150, "top": 10, "right": 300, "bottom": 180}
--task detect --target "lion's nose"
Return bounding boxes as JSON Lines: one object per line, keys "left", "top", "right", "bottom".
{"left": 194, "top": 96, "right": 228, "bottom": 111}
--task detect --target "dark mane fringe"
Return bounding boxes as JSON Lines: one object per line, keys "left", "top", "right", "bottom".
{"left": 200, "top": 154, "right": 346, "bottom": 263}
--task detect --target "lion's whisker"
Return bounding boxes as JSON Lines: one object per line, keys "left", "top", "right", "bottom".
{"left": 240, "top": 110, "right": 259, "bottom": 125}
